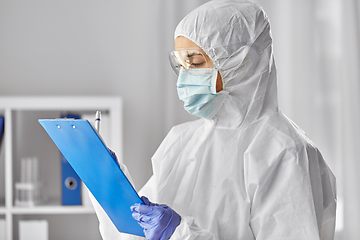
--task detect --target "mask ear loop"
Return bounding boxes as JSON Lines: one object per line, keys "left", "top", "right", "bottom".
{"left": 205, "top": 47, "right": 221, "bottom": 94}
{"left": 210, "top": 69, "right": 218, "bottom": 94}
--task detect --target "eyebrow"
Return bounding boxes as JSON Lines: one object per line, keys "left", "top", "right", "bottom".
{"left": 186, "top": 52, "right": 202, "bottom": 58}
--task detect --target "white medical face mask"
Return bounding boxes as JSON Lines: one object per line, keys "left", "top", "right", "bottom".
{"left": 177, "top": 68, "right": 223, "bottom": 119}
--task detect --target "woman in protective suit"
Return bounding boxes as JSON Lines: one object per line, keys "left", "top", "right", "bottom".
{"left": 92, "top": 0, "right": 337, "bottom": 239}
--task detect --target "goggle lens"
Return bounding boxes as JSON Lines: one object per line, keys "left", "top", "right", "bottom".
{"left": 169, "top": 49, "right": 209, "bottom": 75}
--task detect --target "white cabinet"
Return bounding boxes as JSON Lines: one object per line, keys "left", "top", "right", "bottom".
{"left": 0, "top": 96, "right": 123, "bottom": 240}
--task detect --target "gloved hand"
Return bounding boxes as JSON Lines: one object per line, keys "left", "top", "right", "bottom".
{"left": 131, "top": 196, "right": 181, "bottom": 240}
{"left": 108, "top": 148, "right": 121, "bottom": 168}
{"left": 108, "top": 148, "right": 118, "bottom": 161}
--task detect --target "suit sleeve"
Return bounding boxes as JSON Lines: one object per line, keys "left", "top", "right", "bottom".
{"left": 245, "top": 145, "right": 336, "bottom": 240}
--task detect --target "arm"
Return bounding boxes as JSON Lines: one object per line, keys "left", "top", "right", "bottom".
{"left": 246, "top": 146, "right": 335, "bottom": 240}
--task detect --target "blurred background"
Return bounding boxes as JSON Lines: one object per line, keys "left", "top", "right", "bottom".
{"left": 0, "top": 0, "right": 358, "bottom": 239}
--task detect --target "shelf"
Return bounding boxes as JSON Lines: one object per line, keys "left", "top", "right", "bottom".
{"left": 11, "top": 205, "right": 95, "bottom": 215}
{"left": 0, "top": 96, "right": 122, "bottom": 240}
{"left": 0, "top": 207, "right": 6, "bottom": 214}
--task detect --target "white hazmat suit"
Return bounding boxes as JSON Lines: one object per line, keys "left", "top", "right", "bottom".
{"left": 92, "top": 0, "right": 337, "bottom": 239}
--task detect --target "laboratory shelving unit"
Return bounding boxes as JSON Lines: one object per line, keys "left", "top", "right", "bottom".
{"left": 0, "top": 96, "right": 123, "bottom": 240}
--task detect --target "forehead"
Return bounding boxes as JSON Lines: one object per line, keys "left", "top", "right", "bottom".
{"left": 175, "top": 36, "right": 202, "bottom": 51}
{"left": 175, "top": 36, "right": 212, "bottom": 61}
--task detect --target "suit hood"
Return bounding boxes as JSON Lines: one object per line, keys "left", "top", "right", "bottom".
{"left": 175, "top": 0, "right": 278, "bottom": 128}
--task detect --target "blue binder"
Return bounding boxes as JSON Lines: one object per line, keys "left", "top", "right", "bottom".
{"left": 38, "top": 119, "right": 144, "bottom": 237}
{"left": 61, "top": 114, "right": 82, "bottom": 206}
{"left": 61, "top": 151, "right": 82, "bottom": 205}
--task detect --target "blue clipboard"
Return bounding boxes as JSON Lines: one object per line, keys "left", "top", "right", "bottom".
{"left": 38, "top": 119, "right": 144, "bottom": 237}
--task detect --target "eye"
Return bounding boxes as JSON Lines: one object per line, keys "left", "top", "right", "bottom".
{"left": 190, "top": 62, "right": 206, "bottom": 68}
{"left": 186, "top": 54, "right": 206, "bottom": 68}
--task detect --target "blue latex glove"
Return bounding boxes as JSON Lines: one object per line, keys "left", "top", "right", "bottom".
{"left": 108, "top": 148, "right": 121, "bottom": 168}
{"left": 108, "top": 148, "right": 118, "bottom": 161}
{"left": 131, "top": 196, "right": 181, "bottom": 240}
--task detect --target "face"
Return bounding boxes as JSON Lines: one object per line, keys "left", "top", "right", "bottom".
{"left": 175, "top": 36, "right": 223, "bottom": 92}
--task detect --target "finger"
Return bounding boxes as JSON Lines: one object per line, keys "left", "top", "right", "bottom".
{"left": 107, "top": 148, "right": 117, "bottom": 160}
{"left": 140, "top": 196, "right": 151, "bottom": 205}
{"left": 131, "top": 212, "right": 151, "bottom": 222}
{"left": 131, "top": 212, "right": 141, "bottom": 221}
{"left": 130, "top": 203, "right": 141, "bottom": 212}
{"left": 134, "top": 204, "right": 154, "bottom": 214}
{"left": 138, "top": 220, "right": 152, "bottom": 230}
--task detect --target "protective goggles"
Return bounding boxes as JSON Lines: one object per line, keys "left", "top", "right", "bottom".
{"left": 169, "top": 49, "right": 211, "bottom": 75}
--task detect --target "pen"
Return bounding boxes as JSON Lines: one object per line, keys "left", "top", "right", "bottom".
{"left": 95, "top": 111, "right": 101, "bottom": 132}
